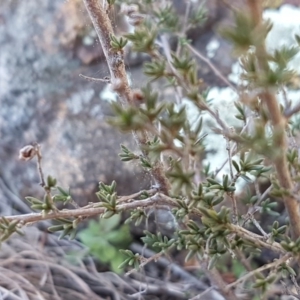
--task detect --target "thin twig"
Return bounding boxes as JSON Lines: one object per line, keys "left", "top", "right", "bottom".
{"left": 34, "top": 143, "right": 45, "bottom": 187}
{"left": 176, "top": 0, "right": 192, "bottom": 56}
{"left": 79, "top": 74, "right": 110, "bottom": 83}
{"left": 189, "top": 286, "right": 215, "bottom": 300}
{"left": 226, "top": 253, "right": 292, "bottom": 291}
{"left": 186, "top": 43, "right": 237, "bottom": 92}
{"left": 251, "top": 216, "right": 269, "bottom": 238}
{"left": 291, "top": 275, "right": 300, "bottom": 296}
{"left": 256, "top": 185, "right": 272, "bottom": 206}
{"left": 225, "top": 137, "right": 238, "bottom": 224}
{"left": 125, "top": 251, "right": 165, "bottom": 276}
{"left": 1, "top": 193, "right": 177, "bottom": 225}
{"left": 247, "top": 0, "right": 300, "bottom": 239}
{"left": 117, "top": 188, "right": 158, "bottom": 204}
{"left": 235, "top": 249, "right": 253, "bottom": 272}
{"left": 205, "top": 265, "right": 238, "bottom": 300}
{"left": 228, "top": 192, "right": 238, "bottom": 225}
{"left": 226, "top": 138, "right": 234, "bottom": 179}
{"left": 204, "top": 105, "right": 231, "bottom": 136}
{"left": 281, "top": 86, "right": 290, "bottom": 108}
{"left": 33, "top": 143, "right": 57, "bottom": 212}
{"left": 82, "top": 0, "right": 171, "bottom": 195}
{"left": 284, "top": 101, "right": 300, "bottom": 119}
{"left": 229, "top": 224, "right": 285, "bottom": 254}
{"left": 129, "top": 242, "right": 221, "bottom": 294}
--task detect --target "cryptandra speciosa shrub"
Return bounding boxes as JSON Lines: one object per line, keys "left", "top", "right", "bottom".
{"left": 6, "top": 1, "right": 300, "bottom": 299}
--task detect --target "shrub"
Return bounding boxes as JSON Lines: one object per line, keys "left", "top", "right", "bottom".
{"left": 6, "top": 1, "right": 300, "bottom": 299}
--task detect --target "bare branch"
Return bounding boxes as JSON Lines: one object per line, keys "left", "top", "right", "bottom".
{"left": 34, "top": 143, "right": 45, "bottom": 188}
{"left": 186, "top": 43, "right": 237, "bottom": 92}
{"left": 79, "top": 74, "right": 110, "bottom": 83}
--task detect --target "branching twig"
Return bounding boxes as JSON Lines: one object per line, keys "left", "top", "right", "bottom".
{"left": 186, "top": 43, "right": 237, "bottom": 92}
{"left": 117, "top": 188, "right": 158, "bottom": 203}
{"left": 2, "top": 193, "right": 177, "bottom": 225}
{"left": 205, "top": 265, "right": 238, "bottom": 300}
{"left": 79, "top": 74, "right": 110, "bottom": 83}
{"left": 130, "top": 243, "right": 211, "bottom": 291}
{"left": 82, "top": 0, "right": 171, "bottom": 195}
{"left": 125, "top": 251, "right": 165, "bottom": 276}
{"left": 226, "top": 253, "right": 292, "bottom": 291}
{"left": 251, "top": 216, "right": 269, "bottom": 238}
{"left": 229, "top": 224, "right": 285, "bottom": 254}
{"left": 247, "top": 0, "right": 300, "bottom": 239}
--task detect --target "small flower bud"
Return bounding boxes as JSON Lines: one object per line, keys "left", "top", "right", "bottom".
{"left": 131, "top": 89, "right": 144, "bottom": 105}
{"left": 19, "top": 145, "right": 37, "bottom": 161}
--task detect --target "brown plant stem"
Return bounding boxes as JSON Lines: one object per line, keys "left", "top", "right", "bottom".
{"left": 204, "top": 265, "right": 239, "bottom": 300}
{"left": 2, "top": 193, "right": 177, "bottom": 225}
{"left": 229, "top": 224, "right": 285, "bottom": 254}
{"left": 34, "top": 143, "right": 45, "bottom": 188}
{"left": 186, "top": 43, "right": 237, "bottom": 92}
{"left": 247, "top": 0, "right": 300, "bottom": 239}
{"left": 82, "top": 0, "right": 171, "bottom": 194}
{"left": 226, "top": 253, "right": 292, "bottom": 291}
{"left": 34, "top": 143, "right": 57, "bottom": 211}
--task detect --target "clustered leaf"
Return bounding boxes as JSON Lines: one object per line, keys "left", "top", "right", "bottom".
{"left": 95, "top": 181, "right": 118, "bottom": 216}
{"left": 0, "top": 218, "right": 24, "bottom": 243}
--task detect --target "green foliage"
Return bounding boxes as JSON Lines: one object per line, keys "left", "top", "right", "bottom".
{"left": 144, "top": 59, "right": 166, "bottom": 80}
{"left": 119, "top": 144, "right": 139, "bottom": 162}
{"left": 110, "top": 34, "right": 128, "bottom": 51}
{"left": 95, "top": 181, "right": 118, "bottom": 215}
{"left": 125, "top": 208, "right": 146, "bottom": 226}
{"left": 0, "top": 218, "right": 24, "bottom": 243}
{"left": 53, "top": 186, "right": 72, "bottom": 204}
{"left": 48, "top": 217, "right": 78, "bottom": 240}
{"left": 142, "top": 230, "right": 175, "bottom": 252}
{"left": 167, "top": 161, "right": 195, "bottom": 194}
{"left": 108, "top": 103, "right": 149, "bottom": 132}
{"left": 18, "top": 1, "right": 300, "bottom": 298}
{"left": 125, "top": 21, "right": 157, "bottom": 53}
{"left": 220, "top": 12, "right": 272, "bottom": 53}
{"left": 154, "top": 4, "right": 178, "bottom": 31}
{"left": 118, "top": 249, "right": 140, "bottom": 270}
{"left": 189, "top": 3, "right": 207, "bottom": 28}
{"left": 79, "top": 215, "right": 131, "bottom": 274}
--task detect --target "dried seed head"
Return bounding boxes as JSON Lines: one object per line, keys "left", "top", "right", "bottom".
{"left": 131, "top": 89, "right": 144, "bottom": 105}
{"left": 19, "top": 145, "right": 37, "bottom": 161}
